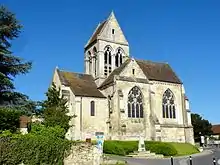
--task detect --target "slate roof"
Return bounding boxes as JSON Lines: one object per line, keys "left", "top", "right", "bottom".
{"left": 85, "top": 21, "right": 107, "bottom": 49}
{"left": 212, "top": 125, "right": 220, "bottom": 135}
{"left": 99, "top": 58, "right": 182, "bottom": 89}
{"left": 57, "top": 69, "right": 105, "bottom": 98}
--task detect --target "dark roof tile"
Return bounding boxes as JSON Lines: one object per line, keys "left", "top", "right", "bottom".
{"left": 86, "top": 21, "right": 107, "bottom": 49}
{"left": 136, "top": 60, "right": 182, "bottom": 84}
{"left": 99, "top": 58, "right": 182, "bottom": 90}
{"left": 98, "top": 59, "right": 131, "bottom": 89}
{"left": 57, "top": 69, "right": 105, "bottom": 98}
{"left": 212, "top": 125, "right": 220, "bottom": 135}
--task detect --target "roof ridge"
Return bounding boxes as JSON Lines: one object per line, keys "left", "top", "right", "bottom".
{"left": 135, "top": 58, "right": 169, "bottom": 65}
{"left": 85, "top": 20, "right": 107, "bottom": 49}
{"left": 58, "top": 69, "right": 91, "bottom": 76}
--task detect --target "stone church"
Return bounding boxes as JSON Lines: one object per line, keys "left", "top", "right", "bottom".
{"left": 52, "top": 12, "right": 194, "bottom": 144}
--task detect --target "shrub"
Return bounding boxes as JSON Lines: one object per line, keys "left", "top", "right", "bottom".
{"left": 103, "top": 140, "right": 177, "bottom": 156}
{"left": 0, "top": 125, "right": 73, "bottom": 165}
{"left": 103, "top": 140, "right": 199, "bottom": 157}
{"left": 0, "top": 107, "right": 24, "bottom": 133}
{"left": 145, "top": 141, "right": 177, "bottom": 156}
{"left": 16, "top": 133, "right": 72, "bottom": 165}
{"left": 0, "top": 137, "right": 21, "bottom": 165}
{"left": 104, "top": 140, "right": 138, "bottom": 156}
{"left": 103, "top": 141, "right": 126, "bottom": 156}
{"left": 29, "top": 123, "right": 66, "bottom": 139}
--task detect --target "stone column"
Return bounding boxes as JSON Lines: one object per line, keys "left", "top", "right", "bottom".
{"left": 98, "top": 51, "right": 104, "bottom": 77}
{"left": 91, "top": 56, "right": 95, "bottom": 77}
{"left": 85, "top": 58, "right": 90, "bottom": 74}
{"left": 112, "top": 54, "right": 115, "bottom": 71}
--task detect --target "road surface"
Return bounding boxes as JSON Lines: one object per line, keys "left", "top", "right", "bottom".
{"left": 109, "top": 148, "right": 220, "bottom": 165}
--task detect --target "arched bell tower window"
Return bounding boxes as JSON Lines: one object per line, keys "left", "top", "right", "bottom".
{"left": 115, "top": 48, "right": 123, "bottom": 67}
{"left": 127, "top": 86, "right": 143, "bottom": 118}
{"left": 93, "top": 47, "right": 97, "bottom": 76}
{"left": 162, "top": 89, "right": 176, "bottom": 119}
{"left": 104, "top": 46, "right": 112, "bottom": 76}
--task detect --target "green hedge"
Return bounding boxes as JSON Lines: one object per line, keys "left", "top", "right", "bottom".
{"left": 0, "top": 107, "right": 24, "bottom": 133}
{"left": 0, "top": 125, "right": 73, "bottom": 165}
{"left": 103, "top": 141, "right": 138, "bottom": 156}
{"left": 103, "top": 140, "right": 198, "bottom": 156}
{"left": 145, "top": 141, "right": 177, "bottom": 156}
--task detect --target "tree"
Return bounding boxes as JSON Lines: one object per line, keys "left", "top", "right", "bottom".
{"left": 42, "top": 83, "right": 71, "bottom": 132}
{"left": 0, "top": 6, "right": 32, "bottom": 105}
{"left": 191, "top": 113, "right": 213, "bottom": 142}
{"left": 0, "top": 107, "right": 24, "bottom": 133}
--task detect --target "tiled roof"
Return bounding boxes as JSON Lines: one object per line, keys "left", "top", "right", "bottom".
{"left": 98, "top": 59, "right": 131, "bottom": 89}
{"left": 57, "top": 69, "right": 105, "bottom": 98}
{"left": 136, "top": 60, "right": 182, "bottom": 84}
{"left": 85, "top": 21, "right": 107, "bottom": 49}
{"left": 99, "top": 58, "right": 182, "bottom": 89}
{"left": 212, "top": 124, "right": 220, "bottom": 135}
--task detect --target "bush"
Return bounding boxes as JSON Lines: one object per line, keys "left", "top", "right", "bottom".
{"left": 104, "top": 140, "right": 191, "bottom": 156}
{"left": 0, "top": 137, "right": 21, "bottom": 165}
{"left": 103, "top": 140, "right": 199, "bottom": 156}
{"left": 0, "top": 107, "right": 24, "bottom": 133}
{"left": 104, "top": 140, "right": 138, "bottom": 156}
{"left": 103, "top": 141, "right": 126, "bottom": 156}
{"left": 0, "top": 125, "right": 73, "bottom": 165}
{"left": 145, "top": 141, "right": 177, "bottom": 156}
{"left": 29, "top": 123, "right": 66, "bottom": 139}
{"left": 16, "top": 134, "right": 72, "bottom": 165}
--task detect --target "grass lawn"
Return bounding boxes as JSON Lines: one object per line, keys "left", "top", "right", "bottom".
{"left": 169, "top": 142, "right": 200, "bottom": 156}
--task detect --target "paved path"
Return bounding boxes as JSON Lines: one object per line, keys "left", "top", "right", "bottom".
{"left": 109, "top": 149, "right": 220, "bottom": 165}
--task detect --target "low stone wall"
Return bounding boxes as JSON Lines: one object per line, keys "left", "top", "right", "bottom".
{"left": 64, "top": 143, "right": 102, "bottom": 165}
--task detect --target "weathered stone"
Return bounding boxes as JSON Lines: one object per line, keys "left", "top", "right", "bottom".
{"left": 64, "top": 143, "right": 102, "bottom": 165}
{"left": 51, "top": 11, "right": 195, "bottom": 145}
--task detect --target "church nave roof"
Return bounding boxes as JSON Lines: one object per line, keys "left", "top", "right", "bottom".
{"left": 57, "top": 69, "right": 106, "bottom": 98}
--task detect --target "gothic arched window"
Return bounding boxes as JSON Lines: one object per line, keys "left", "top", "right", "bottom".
{"left": 90, "top": 101, "right": 95, "bottom": 116}
{"left": 162, "top": 89, "right": 176, "bottom": 119}
{"left": 115, "top": 48, "right": 123, "bottom": 67}
{"left": 104, "top": 46, "right": 112, "bottom": 76}
{"left": 127, "top": 86, "right": 143, "bottom": 118}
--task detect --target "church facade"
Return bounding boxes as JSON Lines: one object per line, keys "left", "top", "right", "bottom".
{"left": 52, "top": 12, "right": 194, "bottom": 144}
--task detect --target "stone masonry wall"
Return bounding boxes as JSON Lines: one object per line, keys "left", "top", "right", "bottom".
{"left": 64, "top": 143, "right": 101, "bottom": 165}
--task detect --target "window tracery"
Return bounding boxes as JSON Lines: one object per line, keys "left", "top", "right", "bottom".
{"left": 162, "top": 89, "right": 176, "bottom": 119}
{"left": 115, "top": 48, "right": 123, "bottom": 67}
{"left": 104, "top": 46, "right": 112, "bottom": 76}
{"left": 127, "top": 86, "right": 143, "bottom": 118}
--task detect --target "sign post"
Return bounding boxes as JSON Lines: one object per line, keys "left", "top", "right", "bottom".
{"left": 95, "top": 132, "right": 104, "bottom": 154}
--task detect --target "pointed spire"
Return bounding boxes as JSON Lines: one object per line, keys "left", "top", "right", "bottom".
{"left": 108, "top": 10, "right": 116, "bottom": 20}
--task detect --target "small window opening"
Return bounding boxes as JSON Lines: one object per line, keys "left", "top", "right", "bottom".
{"left": 112, "top": 29, "right": 115, "bottom": 34}
{"left": 132, "top": 69, "right": 135, "bottom": 75}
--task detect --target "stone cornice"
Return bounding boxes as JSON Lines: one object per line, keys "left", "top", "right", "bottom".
{"left": 151, "top": 81, "right": 181, "bottom": 87}
{"left": 116, "top": 76, "right": 149, "bottom": 84}
{"left": 98, "top": 38, "right": 129, "bottom": 46}
{"left": 160, "top": 124, "right": 193, "bottom": 128}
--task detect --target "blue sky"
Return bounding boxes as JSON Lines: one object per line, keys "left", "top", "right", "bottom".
{"left": 2, "top": 0, "right": 220, "bottom": 124}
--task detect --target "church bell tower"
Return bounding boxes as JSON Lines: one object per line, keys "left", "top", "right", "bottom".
{"left": 84, "top": 11, "right": 130, "bottom": 86}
